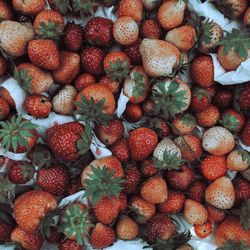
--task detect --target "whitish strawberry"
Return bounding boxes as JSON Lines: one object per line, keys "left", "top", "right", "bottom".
{"left": 227, "top": 149, "right": 249, "bottom": 171}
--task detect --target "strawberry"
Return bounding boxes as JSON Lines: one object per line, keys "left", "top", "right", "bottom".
{"left": 241, "top": 119, "right": 250, "bottom": 146}
{"left": 174, "top": 134, "right": 203, "bottom": 162}
{"left": 243, "top": 7, "right": 250, "bottom": 26}
{"left": 0, "top": 1, "right": 13, "bottom": 20}
{"left": 165, "top": 25, "right": 196, "bottom": 52}
{"left": 123, "top": 103, "right": 143, "bottom": 123}
{"left": 74, "top": 73, "right": 96, "bottom": 91}
{"left": 194, "top": 221, "right": 213, "bottom": 239}
{"left": 0, "top": 57, "right": 7, "bottom": 78}
{"left": 165, "top": 164, "right": 196, "bottom": 191}
{"left": 33, "top": 9, "right": 64, "bottom": 40}
{"left": 11, "top": 226, "right": 44, "bottom": 250}
{"left": 233, "top": 177, "right": 250, "bottom": 205}
{"left": 24, "top": 94, "right": 52, "bottom": 118}
{"left": 140, "top": 19, "right": 163, "bottom": 39}
{"left": 15, "top": 63, "right": 53, "bottom": 94}
{"left": 0, "top": 97, "right": 9, "bottom": 120}
{"left": 128, "top": 127, "right": 158, "bottom": 161}
{"left": 147, "top": 117, "right": 171, "bottom": 140}
{"left": 140, "top": 159, "right": 158, "bottom": 178}
{"left": 142, "top": 98, "right": 155, "bottom": 116}
{"left": 196, "top": 105, "right": 220, "bottom": 127}
{"left": 205, "top": 176, "right": 235, "bottom": 209}
{"left": 113, "top": 16, "right": 139, "bottom": 46}
{"left": 226, "top": 149, "right": 250, "bottom": 171}
{"left": 52, "top": 51, "right": 80, "bottom": 85}
{"left": 0, "top": 217, "right": 13, "bottom": 242}
{"left": 184, "top": 199, "right": 208, "bottom": 225}
{"left": 123, "top": 38, "right": 142, "bottom": 65}
{"left": 37, "top": 165, "right": 69, "bottom": 196}
{"left": 13, "top": 190, "right": 57, "bottom": 233}
{"left": 215, "top": 215, "right": 250, "bottom": 247}
{"left": 12, "top": 0, "right": 46, "bottom": 15}
{"left": 28, "top": 39, "right": 60, "bottom": 70}
{"left": 215, "top": 0, "right": 247, "bottom": 19}
{"left": 63, "top": 22, "right": 83, "bottom": 52}
{"left": 84, "top": 17, "right": 113, "bottom": 47}
{"left": 157, "top": 0, "right": 186, "bottom": 30}
{"left": 213, "top": 88, "right": 233, "bottom": 110}
{"left": 94, "top": 119, "right": 124, "bottom": 146}
{"left": 238, "top": 84, "right": 250, "bottom": 111}
{"left": 81, "top": 47, "right": 105, "bottom": 75}
{"left": 146, "top": 213, "right": 177, "bottom": 242}
{"left": 0, "top": 21, "right": 34, "bottom": 57}
{"left": 217, "top": 29, "right": 250, "bottom": 71}
{"left": 59, "top": 239, "right": 82, "bottom": 250}
{"left": 172, "top": 113, "right": 196, "bottom": 135}
{"left": 190, "top": 87, "right": 212, "bottom": 113}
{"left": 186, "top": 180, "right": 207, "bottom": 203}
{"left": 117, "top": 0, "right": 143, "bottom": 22}
{"left": 129, "top": 195, "right": 156, "bottom": 223}
{"left": 206, "top": 204, "right": 226, "bottom": 223}
{"left": 52, "top": 85, "right": 77, "bottom": 115}
{"left": 158, "top": 191, "right": 186, "bottom": 214}
{"left": 116, "top": 216, "right": 139, "bottom": 240}
{"left": 123, "top": 66, "right": 150, "bottom": 104}
{"left": 200, "top": 155, "right": 227, "bottom": 181}
{"left": 7, "top": 160, "right": 34, "bottom": 184}
{"left": 140, "top": 38, "right": 180, "bottom": 77}
{"left": 110, "top": 138, "right": 130, "bottom": 163}
{"left": 89, "top": 223, "right": 115, "bottom": 249}
{"left": 203, "top": 126, "right": 235, "bottom": 156}
{"left": 123, "top": 164, "right": 141, "bottom": 195}
{"left": 142, "top": 0, "right": 161, "bottom": 10}
{"left": 67, "top": 177, "right": 82, "bottom": 196}
{"left": 46, "top": 227, "right": 61, "bottom": 243}
{"left": 99, "top": 75, "right": 120, "bottom": 94}
{"left": 191, "top": 55, "right": 214, "bottom": 88}
{"left": 46, "top": 122, "right": 87, "bottom": 161}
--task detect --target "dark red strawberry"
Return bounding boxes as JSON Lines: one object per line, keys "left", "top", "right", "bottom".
{"left": 140, "top": 159, "right": 158, "bottom": 178}
{"left": 233, "top": 177, "right": 250, "bottom": 206}
{"left": 84, "top": 17, "right": 114, "bottom": 47}
{"left": 140, "top": 19, "right": 162, "bottom": 39}
{"left": 0, "top": 219, "right": 13, "bottom": 241}
{"left": 59, "top": 238, "right": 82, "bottom": 250}
{"left": 123, "top": 103, "right": 143, "bottom": 123}
{"left": 190, "top": 87, "right": 212, "bottom": 112}
{"left": 37, "top": 165, "right": 69, "bottom": 196}
{"left": 67, "top": 177, "right": 83, "bottom": 195}
{"left": 123, "top": 38, "right": 142, "bottom": 65}
{"left": 239, "top": 83, "right": 250, "bottom": 111}
{"left": 186, "top": 180, "right": 207, "bottom": 203}
{"left": 109, "top": 138, "right": 130, "bottom": 163}
{"left": 46, "top": 227, "right": 61, "bottom": 243}
{"left": 147, "top": 117, "right": 171, "bottom": 139}
{"left": 213, "top": 88, "right": 233, "bottom": 110}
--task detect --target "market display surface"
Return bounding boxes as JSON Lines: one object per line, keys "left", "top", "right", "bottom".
{"left": 0, "top": 0, "right": 250, "bottom": 250}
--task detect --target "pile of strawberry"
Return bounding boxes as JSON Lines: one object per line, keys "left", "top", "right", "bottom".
{"left": 0, "top": 0, "right": 250, "bottom": 250}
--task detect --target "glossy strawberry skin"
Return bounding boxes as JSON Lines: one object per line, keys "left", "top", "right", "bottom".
{"left": 186, "top": 180, "right": 207, "bottom": 203}
{"left": 110, "top": 138, "right": 130, "bottom": 163}
{"left": 239, "top": 84, "right": 250, "bottom": 111}
{"left": 213, "top": 89, "right": 233, "bottom": 110}
{"left": 140, "top": 159, "right": 158, "bottom": 178}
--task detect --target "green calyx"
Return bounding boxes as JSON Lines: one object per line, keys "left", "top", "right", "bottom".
{"left": 220, "top": 113, "right": 239, "bottom": 132}
{"left": 0, "top": 174, "right": 14, "bottom": 203}
{"left": 216, "top": 240, "right": 249, "bottom": 250}
{"left": 59, "top": 203, "right": 93, "bottom": 246}
{"left": 37, "top": 20, "right": 64, "bottom": 40}
{"left": 51, "top": 0, "right": 71, "bottom": 15}
{"left": 153, "top": 149, "right": 184, "bottom": 170}
{"left": 193, "top": 87, "right": 211, "bottom": 101}
{"left": 106, "top": 58, "right": 130, "bottom": 82}
{"left": 77, "top": 123, "right": 92, "bottom": 156}
{"left": 71, "top": 0, "right": 97, "bottom": 19}
{"left": 75, "top": 95, "right": 113, "bottom": 126}
{"left": 0, "top": 115, "right": 38, "bottom": 152}
{"left": 19, "top": 163, "right": 34, "bottom": 180}
{"left": 217, "top": 29, "right": 250, "bottom": 59}
{"left": 14, "top": 67, "right": 32, "bottom": 94}
{"left": 239, "top": 199, "right": 250, "bottom": 231}
{"left": 152, "top": 81, "right": 187, "bottom": 119}
{"left": 39, "top": 210, "right": 58, "bottom": 239}
{"left": 29, "top": 144, "right": 52, "bottom": 169}
{"left": 132, "top": 72, "right": 145, "bottom": 101}
{"left": 178, "top": 113, "right": 196, "bottom": 128}
{"left": 237, "top": 149, "right": 250, "bottom": 164}
{"left": 83, "top": 166, "right": 124, "bottom": 205}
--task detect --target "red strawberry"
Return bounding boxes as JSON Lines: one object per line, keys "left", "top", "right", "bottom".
{"left": 0, "top": 219, "right": 13, "bottom": 241}
{"left": 0, "top": 96, "right": 10, "bottom": 120}
{"left": 0, "top": 1, "right": 13, "bottom": 20}
{"left": 128, "top": 127, "right": 158, "bottom": 161}
{"left": 99, "top": 75, "right": 120, "bottom": 94}
{"left": 123, "top": 38, "right": 142, "bottom": 65}
{"left": 147, "top": 117, "right": 171, "bottom": 140}
{"left": 140, "top": 19, "right": 162, "bottom": 39}
{"left": 123, "top": 164, "right": 142, "bottom": 195}
{"left": 94, "top": 119, "right": 124, "bottom": 146}
{"left": 190, "top": 87, "right": 212, "bottom": 112}
{"left": 194, "top": 221, "right": 213, "bottom": 239}
{"left": 110, "top": 138, "right": 130, "bottom": 163}
{"left": 140, "top": 159, "right": 158, "bottom": 178}
{"left": 37, "top": 165, "right": 69, "bottom": 196}
{"left": 186, "top": 180, "right": 207, "bottom": 203}
{"left": 59, "top": 238, "right": 82, "bottom": 250}
{"left": 7, "top": 160, "right": 34, "bottom": 184}
{"left": 63, "top": 22, "right": 83, "bottom": 52}
{"left": 240, "top": 119, "right": 250, "bottom": 146}
{"left": 81, "top": 47, "right": 105, "bottom": 75}
{"left": 116, "top": 215, "right": 139, "bottom": 240}
{"left": 89, "top": 223, "right": 115, "bottom": 249}
{"left": 24, "top": 94, "right": 52, "bottom": 118}
{"left": 213, "top": 88, "right": 233, "bottom": 110}
{"left": 84, "top": 17, "right": 113, "bottom": 47}
{"left": 123, "top": 103, "right": 143, "bottom": 123}
{"left": 12, "top": 0, "right": 45, "bottom": 15}
{"left": 206, "top": 204, "right": 226, "bottom": 223}
{"left": 239, "top": 84, "right": 250, "bottom": 111}
{"left": 117, "top": 0, "right": 143, "bottom": 22}
{"left": 0, "top": 57, "right": 7, "bottom": 78}
{"left": 158, "top": 191, "right": 186, "bottom": 214}
{"left": 166, "top": 164, "right": 196, "bottom": 191}
{"left": 195, "top": 104, "right": 220, "bottom": 127}
{"left": 74, "top": 73, "right": 96, "bottom": 91}
{"left": 233, "top": 177, "right": 250, "bottom": 205}
{"left": 67, "top": 177, "right": 83, "bottom": 196}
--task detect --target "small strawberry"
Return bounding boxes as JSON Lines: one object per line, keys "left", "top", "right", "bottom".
{"left": 74, "top": 73, "right": 96, "bottom": 91}
{"left": 140, "top": 159, "right": 158, "bottom": 178}
{"left": 123, "top": 103, "right": 143, "bottom": 123}
{"left": 89, "top": 223, "right": 115, "bottom": 249}
{"left": 233, "top": 177, "right": 250, "bottom": 205}
{"left": 184, "top": 199, "right": 208, "bottom": 225}
{"left": 37, "top": 165, "right": 69, "bottom": 196}
{"left": 213, "top": 88, "right": 233, "bottom": 110}
{"left": 58, "top": 239, "right": 82, "bottom": 250}
{"left": 191, "top": 55, "right": 214, "bottom": 88}
{"left": 205, "top": 176, "right": 235, "bottom": 209}
{"left": 190, "top": 87, "right": 212, "bottom": 113}
{"left": 94, "top": 119, "right": 124, "bottom": 146}
{"left": 140, "top": 19, "right": 162, "bottom": 39}
{"left": 123, "top": 164, "right": 141, "bottom": 195}
{"left": 147, "top": 117, "right": 171, "bottom": 140}
{"left": 0, "top": 57, "right": 7, "bottom": 78}
{"left": 116, "top": 216, "right": 139, "bottom": 240}
{"left": 172, "top": 113, "right": 196, "bottom": 135}
{"left": 12, "top": 0, "right": 46, "bottom": 15}
{"left": 84, "top": 17, "right": 114, "bottom": 47}
{"left": 99, "top": 75, "right": 120, "bottom": 94}
{"left": 186, "top": 180, "right": 207, "bottom": 203}
{"left": 128, "top": 127, "right": 158, "bottom": 161}
{"left": 63, "top": 22, "right": 83, "bottom": 52}
{"left": 28, "top": 39, "right": 60, "bottom": 70}
{"left": 0, "top": 97, "right": 9, "bottom": 120}
{"left": 123, "top": 38, "right": 142, "bottom": 65}
{"left": 200, "top": 155, "right": 227, "bottom": 181}
{"left": 67, "top": 177, "right": 82, "bottom": 196}
{"left": 24, "top": 94, "right": 52, "bottom": 118}
{"left": 241, "top": 119, "right": 250, "bottom": 146}
{"left": 7, "top": 160, "right": 34, "bottom": 184}
{"left": 206, "top": 204, "right": 226, "bottom": 223}
{"left": 226, "top": 149, "right": 250, "bottom": 171}
{"left": 117, "top": 0, "right": 143, "bottom": 22}
{"left": 158, "top": 191, "right": 186, "bottom": 214}
{"left": 194, "top": 221, "right": 213, "bottom": 239}
{"left": 81, "top": 47, "right": 105, "bottom": 75}
{"left": 110, "top": 138, "right": 130, "bottom": 163}
{"left": 0, "top": 1, "right": 13, "bottom": 20}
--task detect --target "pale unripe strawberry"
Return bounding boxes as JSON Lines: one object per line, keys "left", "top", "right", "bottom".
{"left": 226, "top": 149, "right": 249, "bottom": 171}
